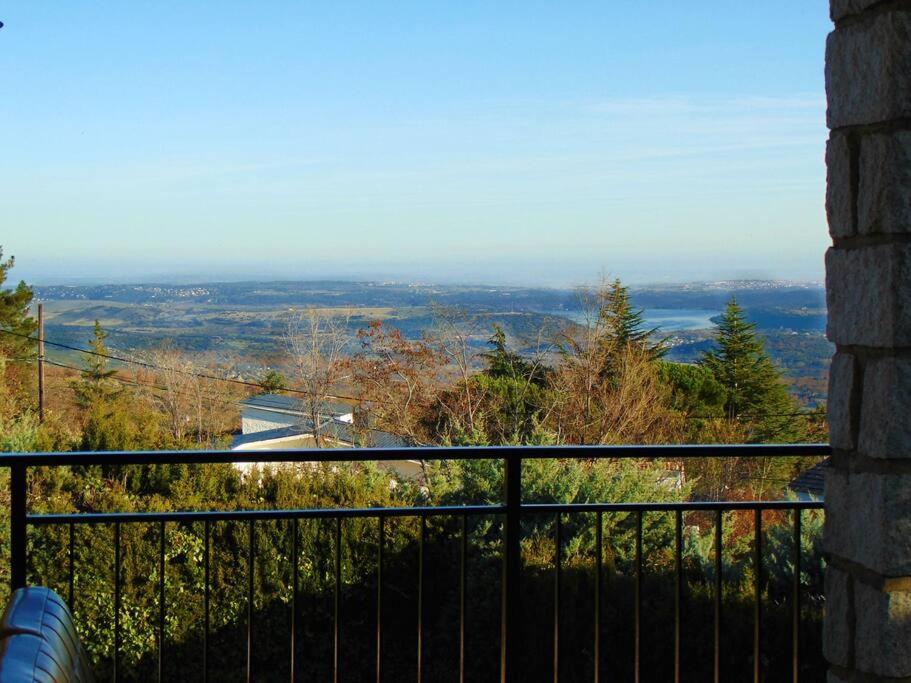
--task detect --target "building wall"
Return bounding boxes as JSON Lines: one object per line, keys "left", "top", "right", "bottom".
{"left": 824, "top": 1, "right": 911, "bottom": 678}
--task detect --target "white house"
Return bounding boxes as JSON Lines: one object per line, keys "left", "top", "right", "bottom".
{"left": 232, "top": 394, "right": 423, "bottom": 479}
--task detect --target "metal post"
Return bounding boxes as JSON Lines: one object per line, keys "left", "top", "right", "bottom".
{"left": 10, "top": 464, "right": 27, "bottom": 590}
{"left": 158, "top": 521, "right": 166, "bottom": 683}
{"left": 203, "top": 520, "right": 210, "bottom": 683}
{"left": 754, "top": 510, "right": 762, "bottom": 683}
{"left": 37, "top": 303, "right": 45, "bottom": 424}
{"left": 792, "top": 510, "right": 801, "bottom": 683}
{"left": 501, "top": 452, "right": 522, "bottom": 683}
{"left": 674, "top": 509, "right": 683, "bottom": 683}
{"left": 114, "top": 523, "right": 121, "bottom": 682}
{"left": 594, "top": 512, "right": 602, "bottom": 683}
{"left": 417, "top": 515, "right": 425, "bottom": 683}
{"left": 377, "top": 516, "right": 384, "bottom": 683}
{"left": 247, "top": 519, "right": 254, "bottom": 683}
{"left": 714, "top": 510, "right": 723, "bottom": 683}
{"left": 334, "top": 517, "right": 342, "bottom": 683}
{"left": 460, "top": 515, "right": 467, "bottom": 683}
{"left": 291, "top": 518, "right": 298, "bottom": 683}
{"left": 553, "top": 514, "right": 561, "bottom": 683}
{"left": 634, "top": 511, "right": 642, "bottom": 683}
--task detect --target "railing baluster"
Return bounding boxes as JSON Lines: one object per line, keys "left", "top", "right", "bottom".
{"left": 754, "top": 509, "right": 762, "bottom": 683}
{"left": 635, "top": 510, "right": 642, "bottom": 683}
{"left": 714, "top": 510, "right": 722, "bottom": 683}
{"left": 502, "top": 451, "right": 522, "bottom": 683}
{"left": 10, "top": 463, "right": 26, "bottom": 591}
{"left": 792, "top": 509, "right": 801, "bottom": 683}
{"left": 114, "top": 522, "right": 121, "bottom": 683}
{"left": 247, "top": 519, "right": 255, "bottom": 683}
{"left": 334, "top": 516, "right": 342, "bottom": 683}
{"left": 553, "top": 513, "right": 561, "bottom": 683}
{"left": 159, "top": 520, "right": 166, "bottom": 683}
{"left": 68, "top": 523, "right": 75, "bottom": 612}
{"left": 460, "top": 515, "right": 467, "bottom": 683}
{"left": 291, "top": 517, "right": 298, "bottom": 683}
{"left": 675, "top": 509, "right": 682, "bottom": 683}
{"left": 377, "top": 516, "right": 384, "bottom": 683}
{"left": 418, "top": 515, "right": 426, "bottom": 683}
{"left": 204, "top": 519, "right": 210, "bottom": 683}
{"left": 594, "top": 511, "right": 602, "bottom": 683}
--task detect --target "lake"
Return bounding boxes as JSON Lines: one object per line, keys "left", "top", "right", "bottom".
{"left": 548, "top": 308, "right": 719, "bottom": 332}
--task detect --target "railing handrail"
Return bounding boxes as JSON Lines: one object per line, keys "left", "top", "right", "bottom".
{"left": 6, "top": 442, "right": 830, "bottom": 683}
{"left": 0, "top": 442, "right": 831, "bottom": 466}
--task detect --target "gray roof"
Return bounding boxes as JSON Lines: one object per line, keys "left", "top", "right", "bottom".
{"left": 241, "top": 393, "right": 353, "bottom": 417}
{"left": 788, "top": 458, "right": 828, "bottom": 497}
{"left": 232, "top": 419, "right": 410, "bottom": 450}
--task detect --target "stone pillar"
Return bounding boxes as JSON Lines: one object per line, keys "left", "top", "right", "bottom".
{"left": 824, "top": 1, "right": 911, "bottom": 680}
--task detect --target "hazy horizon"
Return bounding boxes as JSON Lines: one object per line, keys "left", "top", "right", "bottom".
{"left": 26, "top": 269, "right": 824, "bottom": 291}
{"left": 2, "top": 2, "right": 831, "bottom": 287}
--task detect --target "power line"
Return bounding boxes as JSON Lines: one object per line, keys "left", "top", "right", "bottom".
{"left": 0, "top": 328, "right": 367, "bottom": 405}
{"left": 40, "top": 358, "right": 250, "bottom": 412}
{"left": 1, "top": 328, "right": 826, "bottom": 421}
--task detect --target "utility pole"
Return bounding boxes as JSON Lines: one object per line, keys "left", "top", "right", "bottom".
{"left": 37, "top": 303, "right": 45, "bottom": 423}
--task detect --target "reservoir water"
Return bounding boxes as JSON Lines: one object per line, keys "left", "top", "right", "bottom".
{"left": 549, "top": 308, "right": 719, "bottom": 332}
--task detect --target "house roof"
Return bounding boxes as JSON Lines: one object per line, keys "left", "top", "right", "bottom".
{"left": 241, "top": 393, "right": 353, "bottom": 417}
{"left": 788, "top": 458, "right": 828, "bottom": 497}
{"left": 231, "top": 419, "right": 410, "bottom": 450}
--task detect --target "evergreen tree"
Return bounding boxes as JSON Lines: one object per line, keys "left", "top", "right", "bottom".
{"left": 0, "top": 248, "right": 38, "bottom": 411}
{"left": 74, "top": 321, "right": 119, "bottom": 407}
{"left": 73, "top": 321, "right": 136, "bottom": 450}
{"left": 700, "top": 298, "right": 801, "bottom": 442}
{"left": 464, "top": 325, "right": 552, "bottom": 443}
{"left": 598, "top": 278, "right": 665, "bottom": 359}
{"left": 480, "top": 325, "right": 548, "bottom": 387}
{"left": 258, "top": 369, "right": 286, "bottom": 393}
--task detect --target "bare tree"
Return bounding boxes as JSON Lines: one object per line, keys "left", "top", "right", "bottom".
{"left": 286, "top": 308, "right": 352, "bottom": 447}
{"left": 349, "top": 321, "right": 444, "bottom": 445}
{"left": 430, "top": 305, "right": 485, "bottom": 439}
{"left": 139, "top": 344, "right": 240, "bottom": 447}
{"left": 551, "top": 284, "right": 682, "bottom": 445}
{"left": 143, "top": 344, "right": 195, "bottom": 442}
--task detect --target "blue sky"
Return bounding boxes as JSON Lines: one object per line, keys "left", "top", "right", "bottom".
{"left": 1, "top": 1, "right": 832, "bottom": 286}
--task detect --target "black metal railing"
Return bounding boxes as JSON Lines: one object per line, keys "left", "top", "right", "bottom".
{"left": 1, "top": 443, "right": 828, "bottom": 682}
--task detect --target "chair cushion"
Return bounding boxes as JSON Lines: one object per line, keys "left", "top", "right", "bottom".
{"left": 0, "top": 588, "right": 94, "bottom": 683}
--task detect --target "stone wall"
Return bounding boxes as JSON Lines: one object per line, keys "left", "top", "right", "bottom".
{"left": 824, "top": 1, "right": 911, "bottom": 680}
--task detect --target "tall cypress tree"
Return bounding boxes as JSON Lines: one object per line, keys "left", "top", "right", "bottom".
{"left": 700, "top": 298, "right": 800, "bottom": 442}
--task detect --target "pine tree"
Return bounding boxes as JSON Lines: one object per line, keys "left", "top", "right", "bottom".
{"left": 700, "top": 298, "right": 800, "bottom": 442}
{"left": 480, "top": 325, "right": 547, "bottom": 386}
{"left": 73, "top": 321, "right": 138, "bottom": 450}
{"left": 258, "top": 369, "right": 286, "bottom": 393}
{"left": 74, "top": 321, "right": 119, "bottom": 407}
{"left": 598, "top": 278, "right": 665, "bottom": 358}
{"left": 0, "top": 248, "right": 38, "bottom": 411}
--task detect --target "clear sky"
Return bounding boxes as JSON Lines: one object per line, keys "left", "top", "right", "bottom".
{"left": 1, "top": 1, "right": 832, "bottom": 287}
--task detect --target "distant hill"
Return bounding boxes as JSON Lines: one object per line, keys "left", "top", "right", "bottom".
{"left": 33, "top": 279, "right": 831, "bottom": 405}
